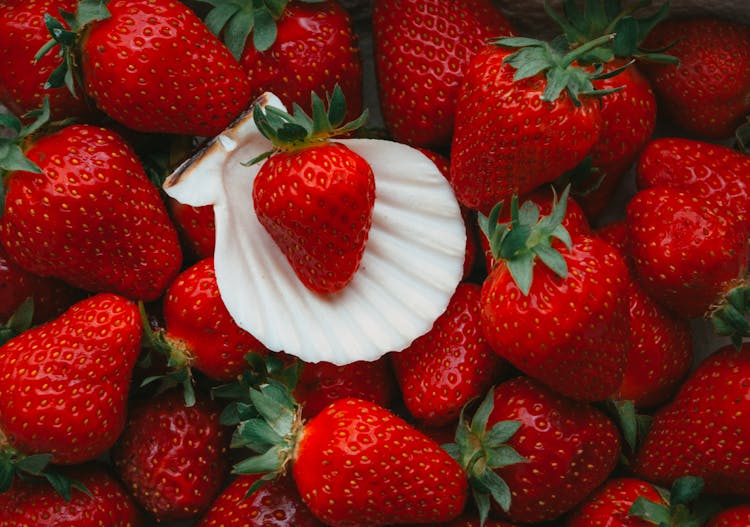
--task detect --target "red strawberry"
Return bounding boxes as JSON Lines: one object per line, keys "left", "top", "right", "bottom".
{"left": 0, "top": 0, "right": 97, "bottom": 121}
{"left": 450, "top": 36, "right": 610, "bottom": 213}
{"left": 233, "top": 386, "right": 468, "bottom": 527}
{"left": 404, "top": 516, "right": 520, "bottom": 527}
{"left": 196, "top": 473, "right": 326, "bottom": 527}
{"left": 707, "top": 505, "right": 750, "bottom": 527}
{"left": 0, "top": 293, "right": 141, "bottom": 465}
{"left": 160, "top": 257, "right": 268, "bottom": 383}
{"left": 632, "top": 344, "right": 750, "bottom": 496}
{"left": 641, "top": 17, "right": 750, "bottom": 139}
{"left": 294, "top": 357, "right": 396, "bottom": 420}
{"left": 636, "top": 137, "right": 750, "bottom": 228}
{"left": 0, "top": 463, "right": 142, "bottom": 526}
{"left": 203, "top": 0, "right": 363, "bottom": 124}
{"left": 478, "top": 185, "right": 592, "bottom": 272}
{"left": 566, "top": 476, "right": 714, "bottom": 527}
{"left": 595, "top": 220, "right": 631, "bottom": 268}
{"left": 449, "top": 377, "right": 621, "bottom": 524}
{"left": 391, "top": 282, "right": 508, "bottom": 426}
{"left": 0, "top": 124, "right": 182, "bottom": 301}
{"left": 168, "top": 199, "right": 216, "bottom": 262}
{"left": 41, "top": 0, "right": 251, "bottom": 136}
{"left": 251, "top": 87, "right": 374, "bottom": 294}
{"left": 0, "top": 241, "right": 82, "bottom": 326}
{"left": 112, "top": 390, "right": 231, "bottom": 522}
{"left": 372, "top": 0, "right": 515, "bottom": 149}
{"left": 480, "top": 191, "right": 630, "bottom": 401}
{"left": 626, "top": 187, "right": 749, "bottom": 323}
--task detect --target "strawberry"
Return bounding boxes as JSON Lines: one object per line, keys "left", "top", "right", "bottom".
{"left": 478, "top": 185, "right": 592, "bottom": 272}
{"left": 391, "top": 282, "right": 508, "bottom": 426}
{"left": 0, "top": 463, "right": 142, "bottom": 526}
{"left": 707, "top": 505, "right": 750, "bottom": 527}
{"left": 40, "top": 0, "right": 252, "bottom": 137}
{"left": 640, "top": 17, "right": 750, "bottom": 139}
{"left": 448, "top": 377, "right": 621, "bottom": 524}
{"left": 251, "top": 86, "right": 373, "bottom": 294}
{"left": 632, "top": 344, "right": 750, "bottom": 496}
{"left": 404, "top": 516, "right": 520, "bottom": 527}
{"left": 545, "top": 0, "right": 668, "bottom": 219}
{"left": 0, "top": 0, "right": 97, "bottom": 122}
{"left": 112, "top": 390, "right": 231, "bottom": 522}
{"left": 636, "top": 137, "right": 750, "bottom": 228}
{"left": 479, "top": 190, "right": 630, "bottom": 401}
{"left": 567, "top": 476, "right": 717, "bottom": 527}
{"left": 0, "top": 241, "right": 82, "bottom": 326}
{"left": 158, "top": 257, "right": 268, "bottom": 384}
{"left": 196, "top": 473, "right": 326, "bottom": 527}
{"left": 168, "top": 199, "right": 216, "bottom": 262}
{"left": 201, "top": 0, "right": 363, "bottom": 124}
{"left": 294, "top": 357, "right": 396, "bottom": 420}
{"left": 372, "top": 0, "right": 515, "bottom": 149}
{"left": 0, "top": 294, "right": 141, "bottom": 466}
{"left": 449, "top": 35, "right": 614, "bottom": 213}
{"left": 232, "top": 383, "right": 468, "bottom": 527}
{"left": 626, "top": 186, "right": 750, "bottom": 338}
{"left": 0, "top": 123, "right": 182, "bottom": 301}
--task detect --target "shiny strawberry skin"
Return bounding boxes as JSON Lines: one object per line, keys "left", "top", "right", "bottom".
{"left": 577, "top": 60, "right": 657, "bottom": 219}
{"left": 241, "top": 1, "right": 362, "bottom": 123}
{"left": 403, "top": 516, "right": 520, "bottom": 527}
{"left": 626, "top": 187, "right": 749, "bottom": 319}
{"left": 487, "top": 377, "right": 621, "bottom": 523}
{"left": 481, "top": 236, "right": 630, "bottom": 401}
{"left": 0, "top": 463, "right": 142, "bottom": 526}
{"left": 162, "top": 257, "right": 267, "bottom": 381}
{"left": 0, "top": 0, "right": 97, "bottom": 121}
{"left": 391, "top": 282, "right": 508, "bottom": 426}
{"left": 0, "top": 242, "right": 82, "bottom": 325}
{"left": 293, "top": 398, "right": 468, "bottom": 527}
{"left": 0, "top": 294, "right": 141, "bottom": 464}
{"left": 641, "top": 17, "right": 750, "bottom": 139}
{"left": 450, "top": 47, "right": 602, "bottom": 214}
{"left": 707, "top": 505, "right": 750, "bottom": 527}
{"left": 196, "top": 473, "right": 326, "bottom": 527}
{"left": 112, "top": 390, "right": 231, "bottom": 522}
{"left": 0, "top": 124, "right": 183, "bottom": 302}
{"left": 168, "top": 199, "right": 216, "bottom": 262}
{"left": 636, "top": 137, "right": 750, "bottom": 229}
{"left": 253, "top": 142, "right": 376, "bottom": 294}
{"left": 633, "top": 344, "right": 750, "bottom": 496}
{"left": 566, "top": 477, "right": 667, "bottom": 527}
{"left": 295, "top": 357, "right": 396, "bottom": 420}
{"left": 372, "top": 0, "right": 514, "bottom": 149}
{"left": 80, "top": 0, "right": 251, "bottom": 136}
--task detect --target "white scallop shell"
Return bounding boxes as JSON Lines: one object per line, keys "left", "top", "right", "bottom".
{"left": 163, "top": 94, "right": 466, "bottom": 365}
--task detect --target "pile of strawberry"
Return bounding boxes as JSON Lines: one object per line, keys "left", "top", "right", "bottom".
{"left": 1, "top": 0, "right": 750, "bottom": 526}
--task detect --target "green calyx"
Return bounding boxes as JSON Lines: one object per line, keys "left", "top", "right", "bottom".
{"left": 628, "top": 476, "right": 721, "bottom": 527}
{"left": 137, "top": 302, "right": 197, "bottom": 408}
{"left": 247, "top": 84, "right": 368, "bottom": 165}
{"left": 443, "top": 390, "right": 527, "bottom": 526}
{"left": 599, "top": 399, "right": 652, "bottom": 456}
{"left": 0, "top": 298, "right": 34, "bottom": 347}
{"left": 0, "top": 443, "right": 90, "bottom": 501}
{"left": 544, "top": 0, "right": 678, "bottom": 63}
{"left": 710, "top": 281, "right": 750, "bottom": 349}
{"left": 199, "top": 0, "right": 327, "bottom": 59}
{"left": 478, "top": 186, "right": 573, "bottom": 296}
{"left": 229, "top": 379, "right": 305, "bottom": 497}
{"left": 34, "top": 0, "right": 111, "bottom": 97}
{"left": 491, "top": 33, "right": 623, "bottom": 104}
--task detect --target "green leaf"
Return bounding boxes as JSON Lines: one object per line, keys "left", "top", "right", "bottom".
{"left": 235, "top": 418, "right": 283, "bottom": 449}
{"left": 252, "top": 6, "right": 278, "bottom": 52}
{"left": 7, "top": 298, "right": 34, "bottom": 334}
{"left": 628, "top": 496, "right": 671, "bottom": 524}
{"left": 470, "top": 389, "right": 496, "bottom": 436}
{"left": 327, "top": 84, "right": 346, "bottom": 128}
{"left": 249, "top": 385, "right": 296, "bottom": 437}
{"left": 43, "top": 470, "right": 74, "bottom": 502}
{"left": 543, "top": 66, "right": 570, "bottom": 103}
{"left": 518, "top": 201, "right": 540, "bottom": 226}
{"left": 0, "top": 461, "right": 14, "bottom": 493}
{"left": 15, "top": 453, "right": 52, "bottom": 475}
{"left": 485, "top": 445, "right": 527, "bottom": 469}
{"left": 0, "top": 114, "right": 21, "bottom": 134}
{"left": 76, "top": 0, "right": 111, "bottom": 27}
{"left": 670, "top": 476, "right": 704, "bottom": 507}
{"left": 204, "top": 2, "right": 240, "bottom": 35}
{"left": 0, "top": 145, "right": 43, "bottom": 174}
{"left": 265, "top": 0, "right": 288, "bottom": 18}
{"left": 499, "top": 224, "right": 531, "bottom": 260}
{"left": 612, "top": 16, "right": 639, "bottom": 57}
{"left": 477, "top": 468, "right": 512, "bottom": 512}
{"left": 495, "top": 36, "right": 546, "bottom": 49}
{"left": 483, "top": 420, "right": 522, "bottom": 447}
{"left": 232, "top": 446, "right": 284, "bottom": 474}
{"left": 473, "top": 486, "right": 492, "bottom": 527}
{"left": 506, "top": 252, "right": 535, "bottom": 295}
{"left": 533, "top": 244, "right": 568, "bottom": 279}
